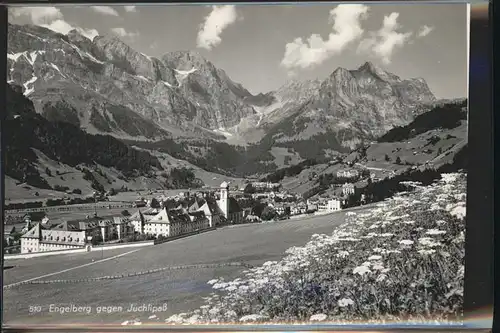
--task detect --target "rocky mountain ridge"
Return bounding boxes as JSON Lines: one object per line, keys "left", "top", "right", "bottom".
{"left": 7, "top": 23, "right": 257, "bottom": 140}
{"left": 242, "top": 61, "right": 437, "bottom": 149}
{"left": 8, "top": 23, "right": 440, "bottom": 154}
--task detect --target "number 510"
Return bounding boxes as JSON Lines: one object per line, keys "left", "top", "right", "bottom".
{"left": 29, "top": 305, "right": 42, "bottom": 313}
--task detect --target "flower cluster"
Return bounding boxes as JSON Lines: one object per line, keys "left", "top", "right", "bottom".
{"left": 160, "top": 173, "right": 466, "bottom": 325}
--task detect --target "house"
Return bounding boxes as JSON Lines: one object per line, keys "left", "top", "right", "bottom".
{"left": 143, "top": 208, "right": 171, "bottom": 237}
{"left": 20, "top": 215, "right": 128, "bottom": 253}
{"left": 273, "top": 203, "right": 286, "bottom": 216}
{"left": 327, "top": 199, "right": 342, "bottom": 211}
{"left": 130, "top": 208, "right": 159, "bottom": 233}
{"left": 307, "top": 203, "right": 318, "bottom": 213}
{"left": 342, "top": 183, "right": 355, "bottom": 196}
{"left": 134, "top": 200, "right": 147, "bottom": 208}
{"left": 143, "top": 207, "right": 210, "bottom": 238}
{"left": 191, "top": 199, "right": 224, "bottom": 227}
{"left": 251, "top": 182, "right": 281, "bottom": 191}
{"left": 337, "top": 169, "right": 360, "bottom": 179}
{"left": 317, "top": 201, "right": 329, "bottom": 211}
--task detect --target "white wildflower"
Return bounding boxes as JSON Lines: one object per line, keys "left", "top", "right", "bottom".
{"left": 426, "top": 229, "right": 447, "bottom": 235}
{"left": 165, "top": 314, "right": 185, "bottom": 323}
{"left": 450, "top": 205, "right": 466, "bottom": 219}
{"left": 338, "top": 298, "right": 354, "bottom": 307}
{"left": 225, "top": 285, "right": 238, "bottom": 292}
{"left": 419, "top": 237, "right": 442, "bottom": 248}
{"left": 399, "top": 240, "right": 414, "bottom": 246}
{"left": 336, "top": 250, "right": 350, "bottom": 258}
{"left": 441, "top": 173, "right": 459, "bottom": 183}
{"left": 310, "top": 313, "right": 328, "bottom": 321}
{"left": 418, "top": 249, "right": 436, "bottom": 255}
{"left": 376, "top": 274, "right": 388, "bottom": 282}
{"left": 208, "top": 307, "right": 220, "bottom": 316}
{"left": 353, "top": 265, "right": 372, "bottom": 276}
{"left": 186, "top": 314, "right": 201, "bottom": 324}
{"left": 368, "top": 255, "right": 382, "bottom": 261}
{"left": 436, "top": 220, "right": 447, "bottom": 226}
{"left": 372, "top": 262, "right": 385, "bottom": 270}
{"left": 239, "top": 314, "right": 268, "bottom": 322}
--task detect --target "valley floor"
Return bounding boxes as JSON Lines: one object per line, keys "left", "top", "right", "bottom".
{"left": 3, "top": 210, "right": 349, "bottom": 326}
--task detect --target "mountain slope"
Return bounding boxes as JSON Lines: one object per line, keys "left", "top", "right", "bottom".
{"left": 4, "top": 83, "right": 167, "bottom": 195}
{"left": 7, "top": 24, "right": 256, "bottom": 140}
{"left": 269, "top": 99, "right": 468, "bottom": 199}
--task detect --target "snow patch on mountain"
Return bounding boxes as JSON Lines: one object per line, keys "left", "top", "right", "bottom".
{"left": 162, "top": 81, "right": 174, "bottom": 88}
{"left": 213, "top": 127, "right": 233, "bottom": 138}
{"left": 7, "top": 52, "right": 26, "bottom": 62}
{"left": 174, "top": 67, "right": 198, "bottom": 87}
{"left": 23, "top": 76, "right": 38, "bottom": 96}
{"left": 50, "top": 63, "right": 66, "bottom": 77}
{"left": 62, "top": 39, "right": 103, "bottom": 64}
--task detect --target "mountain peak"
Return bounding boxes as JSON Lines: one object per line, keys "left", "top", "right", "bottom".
{"left": 359, "top": 61, "right": 378, "bottom": 71}
{"left": 356, "top": 61, "right": 401, "bottom": 83}
{"left": 67, "top": 29, "right": 92, "bottom": 43}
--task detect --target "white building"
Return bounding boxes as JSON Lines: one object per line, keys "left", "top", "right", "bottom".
{"left": 342, "top": 183, "right": 356, "bottom": 196}
{"left": 20, "top": 215, "right": 134, "bottom": 254}
{"left": 327, "top": 199, "right": 342, "bottom": 211}
{"left": 143, "top": 207, "right": 209, "bottom": 238}
{"left": 337, "top": 169, "right": 360, "bottom": 179}
{"left": 251, "top": 182, "right": 281, "bottom": 191}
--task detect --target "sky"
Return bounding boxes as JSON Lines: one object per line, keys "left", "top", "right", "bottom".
{"left": 8, "top": 3, "right": 468, "bottom": 99}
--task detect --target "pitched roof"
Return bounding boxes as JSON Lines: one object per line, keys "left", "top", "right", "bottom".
{"left": 201, "top": 199, "right": 224, "bottom": 216}
{"left": 228, "top": 197, "right": 242, "bottom": 214}
{"left": 21, "top": 223, "right": 44, "bottom": 238}
{"left": 169, "top": 208, "right": 191, "bottom": 224}
{"left": 188, "top": 201, "right": 200, "bottom": 212}
{"left": 148, "top": 208, "right": 171, "bottom": 224}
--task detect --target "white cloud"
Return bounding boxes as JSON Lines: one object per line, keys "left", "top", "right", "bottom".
{"left": 9, "top": 6, "right": 99, "bottom": 40}
{"left": 357, "top": 12, "right": 412, "bottom": 65}
{"left": 124, "top": 6, "right": 137, "bottom": 13}
{"left": 111, "top": 27, "right": 139, "bottom": 39}
{"left": 280, "top": 4, "right": 369, "bottom": 71}
{"left": 90, "top": 6, "right": 119, "bottom": 16}
{"left": 9, "top": 6, "right": 63, "bottom": 24}
{"left": 197, "top": 5, "right": 238, "bottom": 50}
{"left": 42, "top": 19, "right": 99, "bottom": 40}
{"left": 417, "top": 25, "right": 434, "bottom": 38}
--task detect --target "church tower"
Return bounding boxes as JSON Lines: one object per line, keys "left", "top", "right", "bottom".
{"left": 218, "top": 181, "right": 229, "bottom": 218}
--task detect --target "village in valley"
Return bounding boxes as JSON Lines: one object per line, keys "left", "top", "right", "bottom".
{"left": 5, "top": 163, "right": 372, "bottom": 255}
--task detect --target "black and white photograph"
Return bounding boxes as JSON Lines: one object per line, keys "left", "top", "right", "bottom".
{"left": 4, "top": 3, "right": 468, "bottom": 326}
